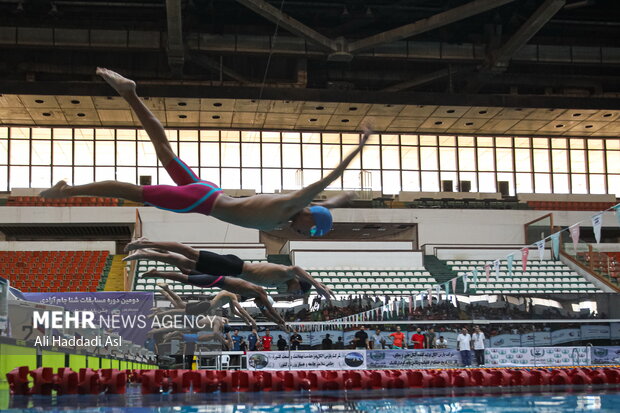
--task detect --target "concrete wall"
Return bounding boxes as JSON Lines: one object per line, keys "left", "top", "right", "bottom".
{"left": 0, "top": 206, "right": 616, "bottom": 247}
{"left": 291, "top": 250, "right": 424, "bottom": 269}
{"left": 0, "top": 241, "right": 116, "bottom": 253}
{"left": 283, "top": 241, "right": 415, "bottom": 254}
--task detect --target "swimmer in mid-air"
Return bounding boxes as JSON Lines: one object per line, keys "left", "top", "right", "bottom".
{"left": 153, "top": 282, "right": 258, "bottom": 329}
{"left": 141, "top": 267, "right": 290, "bottom": 331}
{"left": 40, "top": 68, "right": 372, "bottom": 237}
{"left": 123, "top": 237, "right": 334, "bottom": 304}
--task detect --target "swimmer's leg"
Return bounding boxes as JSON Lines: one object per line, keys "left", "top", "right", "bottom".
{"left": 97, "top": 67, "right": 176, "bottom": 167}
{"left": 41, "top": 180, "right": 143, "bottom": 201}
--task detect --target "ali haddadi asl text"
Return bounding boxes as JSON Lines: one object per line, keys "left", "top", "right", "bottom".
{"left": 34, "top": 335, "right": 122, "bottom": 348}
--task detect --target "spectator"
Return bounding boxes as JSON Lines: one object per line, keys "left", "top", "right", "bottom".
{"left": 457, "top": 328, "right": 472, "bottom": 366}
{"left": 231, "top": 329, "right": 242, "bottom": 351}
{"left": 472, "top": 326, "right": 486, "bottom": 366}
{"left": 322, "top": 334, "right": 333, "bottom": 350}
{"left": 370, "top": 329, "right": 385, "bottom": 349}
{"left": 248, "top": 329, "right": 259, "bottom": 351}
{"left": 435, "top": 336, "right": 448, "bottom": 349}
{"left": 290, "top": 328, "right": 303, "bottom": 350}
{"left": 412, "top": 328, "right": 425, "bottom": 349}
{"left": 335, "top": 336, "right": 344, "bottom": 349}
{"left": 261, "top": 329, "right": 273, "bottom": 351}
{"left": 389, "top": 326, "right": 405, "bottom": 349}
{"left": 354, "top": 326, "right": 370, "bottom": 349}
{"left": 425, "top": 328, "right": 436, "bottom": 349}
{"left": 277, "top": 334, "right": 287, "bottom": 351}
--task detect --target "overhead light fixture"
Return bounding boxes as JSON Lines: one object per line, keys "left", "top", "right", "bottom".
{"left": 15, "top": 1, "right": 24, "bottom": 14}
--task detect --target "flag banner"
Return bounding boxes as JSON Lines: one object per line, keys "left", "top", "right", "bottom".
{"left": 413, "top": 296, "right": 417, "bottom": 310}
{"left": 408, "top": 296, "right": 413, "bottom": 314}
{"left": 551, "top": 232, "right": 560, "bottom": 260}
{"left": 535, "top": 240, "right": 546, "bottom": 261}
{"left": 521, "top": 248, "right": 529, "bottom": 272}
{"left": 435, "top": 285, "right": 441, "bottom": 303}
{"left": 420, "top": 293, "right": 425, "bottom": 309}
{"left": 427, "top": 288, "right": 432, "bottom": 306}
{"left": 485, "top": 264, "right": 491, "bottom": 282}
{"left": 444, "top": 281, "right": 450, "bottom": 295}
{"left": 451, "top": 278, "right": 457, "bottom": 294}
{"left": 493, "top": 260, "right": 500, "bottom": 279}
{"left": 592, "top": 213, "right": 603, "bottom": 244}
{"left": 473, "top": 269, "right": 479, "bottom": 283}
{"left": 463, "top": 274, "right": 468, "bottom": 292}
{"left": 507, "top": 254, "right": 514, "bottom": 276}
{"left": 569, "top": 224, "right": 580, "bottom": 253}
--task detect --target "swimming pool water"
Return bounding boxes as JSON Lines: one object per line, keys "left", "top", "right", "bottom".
{"left": 2, "top": 387, "right": 620, "bottom": 412}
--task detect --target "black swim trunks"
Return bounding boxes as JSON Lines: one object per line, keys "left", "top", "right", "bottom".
{"left": 185, "top": 300, "right": 212, "bottom": 316}
{"left": 196, "top": 250, "right": 244, "bottom": 276}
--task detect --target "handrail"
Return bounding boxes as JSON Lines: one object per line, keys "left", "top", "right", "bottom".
{"left": 560, "top": 250, "right": 620, "bottom": 293}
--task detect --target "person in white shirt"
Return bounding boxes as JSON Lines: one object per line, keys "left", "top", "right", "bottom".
{"left": 472, "top": 326, "right": 486, "bottom": 366}
{"left": 371, "top": 329, "right": 385, "bottom": 350}
{"left": 435, "top": 336, "right": 448, "bottom": 349}
{"left": 456, "top": 327, "right": 472, "bottom": 366}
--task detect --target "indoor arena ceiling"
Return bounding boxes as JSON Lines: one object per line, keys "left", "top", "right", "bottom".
{"left": 1, "top": 93, "right": 619, "bottom": 137}
{"left": 1, "top": 0, "right": 620, "bottom": 134}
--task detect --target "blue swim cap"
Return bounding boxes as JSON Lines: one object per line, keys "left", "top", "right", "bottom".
{"left": 309, "top": 206, "right": 332, "bottom": 237}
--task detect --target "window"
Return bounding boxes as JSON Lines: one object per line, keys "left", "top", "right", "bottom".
{"left": 0, "top": 127, "right": 616, "bottom": 195}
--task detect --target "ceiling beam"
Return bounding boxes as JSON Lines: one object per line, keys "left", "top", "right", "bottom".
{"left": 2, "top": 81, "right": 619, "bottom": 110}
{"left": 489, "top": 0, "right": 566, "bottom": 70}
{"left": 347, "top": 0, "right": 518, "bottom": 53}
{"left": 165, "top": 0, "right": 184, "bottom": 77}
{"left": 382, "top": 67, "right": 456, "bottom": 92}
{"left": 235, "top": 0, "right": 338, "bottom": 52}
{"left": 190, "top": 54, "right": 249, "bottom": 84}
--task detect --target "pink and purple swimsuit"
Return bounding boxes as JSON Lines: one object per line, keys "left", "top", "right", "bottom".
{"left": 142, "top": 157, "right": 223, "bottom": 215}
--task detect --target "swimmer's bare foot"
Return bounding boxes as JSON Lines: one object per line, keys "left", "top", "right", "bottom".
{"left": 141, "top": 268, "right": 159, "bottom": 278}
{"left": 40, "top": 180, "right": 69, "bottom": 199}
{"left": 122, "top": 249, "right": 150, "bottom": 262}
{"left": 124, "top": 237, "right": 150, "bottom": 253}
{"left": 96, "top": 67, "right": 136, "bottom": 97}
{"left": 157, "top": 281, "right": 169, "bottom": 290}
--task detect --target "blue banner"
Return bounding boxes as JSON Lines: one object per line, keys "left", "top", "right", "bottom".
{"left": 367, "top": 349, "right": 463, "bottom": 368}
{"left": 23, "top": 292, "right": 153, "bottom": 345}
{"left": 591, "top": 346, "right": 620, "bottom": 365}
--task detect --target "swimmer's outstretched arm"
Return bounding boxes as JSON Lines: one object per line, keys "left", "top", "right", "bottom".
{"left": 231, "top": 301, "right": 258, "bottom": 329}
{"left": 286, "top": 126, "right": 372, "bottom": 210}
{"left": 291, "top": 266, "right": 335, "bottom": 305}
{"left": 255, "top": 295, "right": 289, "bottom": 332}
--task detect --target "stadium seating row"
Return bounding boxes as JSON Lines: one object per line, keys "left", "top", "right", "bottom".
{"left": 447, "top": 259, "right": 600, "bottom": 294}
{"left": 5, "top": 196, "right": 121, "bottom": 207}
{"left": 527, "top": 201, "right": 616, "bottom": 211}
{"left": 2, "top": 251, "right": 111, "bottom": 292}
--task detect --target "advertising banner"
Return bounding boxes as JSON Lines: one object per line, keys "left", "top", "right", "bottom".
{"left": 521, "top": 331, "right": 552, "bottom": 347}
{"left": 23, "top": 292, "right": 154, "bottom": 345}
{"left": 610, "top": 323, "right": 620, "bottom": 340}
{"left": 489, "top": 334, "right": 521, "bottom": 347}
{"left": 367, "top": 349, "right": 462, "bottom": 369}
{"left": 581, "top": 325, "right": 611, "bottom": 340}
{"left": 247, "top": 350, "right": 367, "bottom": 371}
{"left": 485, "top": 346, "right": 590, "bottom": 367}
{"left": 551, "top": 328, "right": 581, "bottom": 345}
{"left": 591, "top": 346, "right": 620, "bottom": 365}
